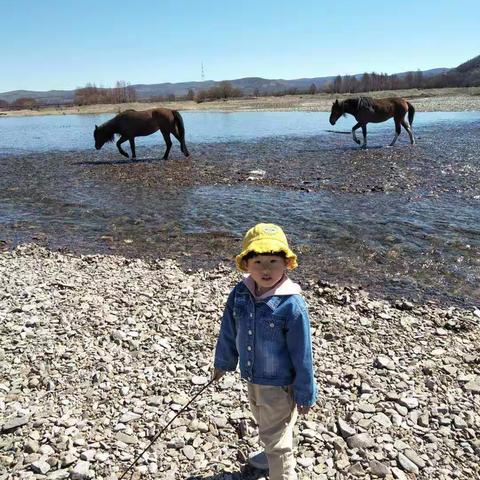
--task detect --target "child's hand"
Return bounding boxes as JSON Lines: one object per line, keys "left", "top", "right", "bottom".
{"left": 297, "top": 404, "right": 311, "bottom": 415}
{"left": 212, "top": 368, "right": 226, "bottom": 381}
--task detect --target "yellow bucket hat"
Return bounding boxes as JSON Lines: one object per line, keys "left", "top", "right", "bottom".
{"left": 236, "top": 223, "right": 298, "bottom": 272}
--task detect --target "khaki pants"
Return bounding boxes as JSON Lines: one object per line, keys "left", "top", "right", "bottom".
{"left": 247, "top": 383, "right": 298, "bottom": 480}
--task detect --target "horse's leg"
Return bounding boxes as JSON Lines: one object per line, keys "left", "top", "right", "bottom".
{"left": 161, "top": 130, "right": 172, "bottom": 160}
{"left": 389, "top": 119, "right": 402, "bottom": 146}
{"left": 171, "top": 131, "right": 190, "bottom": 157}
{"left": 116, "top": 136, "right": 129, "bottom": 158}
{"left": 352, "top": 123, "right": 362, "bottom": 145}
{"left": 361, "top": 124, "right": 367, "bottom": 149}
{"left": 129, "top": 138, "right": 136, "bottom": 159}
{"left": 401, "top": 119, "right": 416, "bottom": 145}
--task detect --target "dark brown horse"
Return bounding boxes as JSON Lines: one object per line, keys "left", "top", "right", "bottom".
{"left": 93, "top": 108, "right": 190, "bottom": 160}
{"left": 329, "top": 97, "right": 415, "bottom": 149}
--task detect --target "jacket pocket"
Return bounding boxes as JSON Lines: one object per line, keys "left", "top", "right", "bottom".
{"left": 259, "top": 315, "right": 284, "bottom": 341}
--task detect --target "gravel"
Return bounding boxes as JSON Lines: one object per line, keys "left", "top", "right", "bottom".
{"left": 0, "top": 244, "right": 479, "bottom": 479}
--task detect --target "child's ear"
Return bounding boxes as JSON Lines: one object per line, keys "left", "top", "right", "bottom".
{"left": 241, "top": 258, "right": 249, "bottom": 270}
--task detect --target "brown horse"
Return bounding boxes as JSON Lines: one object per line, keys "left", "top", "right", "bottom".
{"left": 93, "top": 108, "right": 190, "bottom": 160}
{"left": 329, "top": 97, "right": 415, "bottom": 149}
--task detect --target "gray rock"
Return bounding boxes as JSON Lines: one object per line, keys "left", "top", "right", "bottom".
{"left": 404, "top": 449, "right": 426, "bottom": 469}
{"left": 372, "top": 412, "right": 392, "bottom": 428}
{"left": 119, "top": 411, "right": 141, "bottom": 423}
{"left": 298, "top": 456, "right": 315, "bottom": 467}
{"left": 398, "top": 397, "right": 419, "bottom": 409}
{"left": 348, "top": 462, "right": 365, "bottom": 476}
{"left": 453, "top": 415, "right": 468, "bottom": 429}
{"left": 71, "top": 460, "right": 91, "bottom": 480}
{"left": 115, "top": 432, "right": 137, "bottom": 444}
{"left": 47, "top": 470, "right": 70, "bottom": 480}
{"left": 337, "top": 418, "right": 356, "bottom": 438}
{"left": 24, "top": 440, "right": 40, "bottom": 453}
{"left": 418, "top": 413, "right": 429, "bottom": 427}
{"left": 391, "top": 467, "right": 409, "bottom": 480}
{"left": 358, "top": 402, "right": 376, "bottom": 413}
{"left": 464, "top": 379, "right": 480, "bottom": 393}
{"left": 1, "top": 416, "right": 29, "bottom": 432}
{"left": 374, "top": 355, "right": 395, "bottom": 370}
{"left": 31, "top": 459, "right": 51, "bottom": 474}
{"left": 346, "top": 433, "right": 375, "bottom": 449}
{"left": 80, "top": 449, "right": 96, "bottom": 461}
{"left": 397, "top": 453, "right": 419, "bottom": 474}
{"left": 191, "top": 375, "right": 209, "bottom": 385}
{"left": 369, "top": 459, "right": 391, "bottom": 477}
{"left": 183, "top": 445, "right": 196, "bottom": 460}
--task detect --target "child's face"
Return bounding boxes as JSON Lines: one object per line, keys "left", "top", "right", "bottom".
{"left": 243, "top": 254, "right": 287, "bottom": 293}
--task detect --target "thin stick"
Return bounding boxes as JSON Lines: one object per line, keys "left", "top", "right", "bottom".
{"left": 119, "top": 378, "right": 215, "bottom": 480}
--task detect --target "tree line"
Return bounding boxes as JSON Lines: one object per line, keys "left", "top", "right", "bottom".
{"left": 325, "top": 70, "right": 426, "bottom": 94}
{"left": 1, "top": 62, "right": 477, "bottom": 110}
{"left": 73, "top": 81, "right": 137, "bottom": 105}
{"left": 0, "top": 97, "right": 40, "bottom": 110}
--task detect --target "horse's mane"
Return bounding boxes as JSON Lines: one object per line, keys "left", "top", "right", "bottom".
{"left": 96, "top": 118, "right": 116, "bottom": 143}
{"left": 355, "top": 97, "right": 376, "bottom": 113}
{"left": 341, "top": 97, "right": 376, "bottom": 115}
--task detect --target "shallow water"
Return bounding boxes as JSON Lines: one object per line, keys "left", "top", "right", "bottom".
{"left": 0, "top": 111, "right": 479, "bottom": 306}
{"left": 1, "top": 110, "right": 479, "bottom": 155}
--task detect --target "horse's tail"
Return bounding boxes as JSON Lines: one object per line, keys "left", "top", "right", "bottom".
{"left": 172, "top": 110, "right": 190, "bottom": 157}
{"left": 407, "top": 102, "right": 415, "bottom": 126}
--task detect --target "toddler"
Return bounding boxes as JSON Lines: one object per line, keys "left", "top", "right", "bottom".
{"left": 213, "top": 223, "right": 317, "bottom": 479}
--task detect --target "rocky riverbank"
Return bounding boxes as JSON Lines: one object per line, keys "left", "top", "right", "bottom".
{"left": 1, "top": 245, "right": 479, "bottom": 479}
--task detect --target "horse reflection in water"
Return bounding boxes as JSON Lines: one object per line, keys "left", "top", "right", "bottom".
{"left": 93, "top": 108, "right": 190, "bottom": 160}
{"left": 329, "top": 97, "right": 416, "bottom": 149}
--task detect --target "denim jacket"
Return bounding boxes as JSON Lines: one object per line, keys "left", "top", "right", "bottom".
{"left": 214, "top": 277, "right": 317, "bottom": 406}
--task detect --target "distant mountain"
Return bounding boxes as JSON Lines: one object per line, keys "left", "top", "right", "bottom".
{"left": 427, "top": 54, "right": 480, "bottom": 87}
{"left": 0, "top": 67, "right": 451, "bottom": 105}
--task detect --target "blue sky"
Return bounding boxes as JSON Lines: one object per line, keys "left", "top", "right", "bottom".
{"left": 1, "top": 0, "right": 479, "bottom": 92}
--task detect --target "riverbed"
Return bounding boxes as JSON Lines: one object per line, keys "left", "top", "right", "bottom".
{"left": 0, "top": 111, "right": 479, "bottom": 306}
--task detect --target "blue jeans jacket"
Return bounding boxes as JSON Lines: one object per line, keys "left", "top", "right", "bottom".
{"left": 214, "top": 281, "right": 317, "bottom": 406}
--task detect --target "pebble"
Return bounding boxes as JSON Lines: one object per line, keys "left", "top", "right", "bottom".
{"left": 403, "top": 449, "right": 426, "bottom": 469}
{"left": 346, "top": 433, "right": 375, "bottom": 449}
{"left": 183, "top": 445, "right": 196, "bottom": 460}
{"left": 369, "top": 459, "right": 391, "bottom": 477}
{"left": 397, "top": 453, "right": 419, "bottom": 474}
{"left": 298, "top": 457, "right": 315, "bottom": 467}
{"left": 71, "top": 461, "right": 91, "bottom": 480}
{"left": 119, "top": 411, "right": 141, "bottom": 423}
{"left": 1, "top": 416, "right": 29, "bottom": 432}
{"left": 31, "top": 460, "right": 51, "bottom": 474}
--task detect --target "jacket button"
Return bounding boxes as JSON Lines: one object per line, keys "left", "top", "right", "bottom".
{"left": 270, "top": 323, "right": 274, "bottom": 328}
{"left": 247, "top": 346, "right": 252, "bottom": 351}
{"left": 248, "top": 330, "right": 252, "bottom": 335}
{"left": 247, "top": 361, "right": 251, "bottom": 366}
{"left": 250, "top": 313, "right": 253, "bottom": 318}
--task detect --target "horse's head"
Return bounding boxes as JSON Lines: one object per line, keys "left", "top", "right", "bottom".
{"left": 329, "top": 99, "right": 343, "bottom": 125}
{"left": 94, "top": 124, "right": 114, "bottom": 150}
{"left": 94, "top": 125, "right": 104, "bottom": 150}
